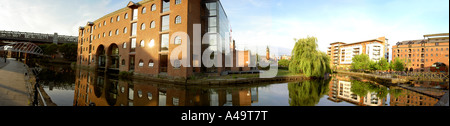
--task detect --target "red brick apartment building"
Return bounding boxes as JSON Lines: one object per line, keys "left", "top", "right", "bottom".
{"left": 391, "top": 33, "right": 449, "bottom": 72}
{"left": 77, "top": 0, "right": 252, "bottom": 78}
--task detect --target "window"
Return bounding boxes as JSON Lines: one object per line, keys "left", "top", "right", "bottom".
{"left": 149, "top": 39, "right": 155, "bottom": 47}
{"left": 115, "top": 29, "right": 119, "bottom": 35}
{"left": 161, "top": 15, "right": 170, "bottom": 31}
{"left": 161, "top": 34, "right": 169, "bottom": 51}
{"left": 175, "top": 16, "right": 181, "bottom": 24}
{"left": 142, "top": 7, "right": 147, "bottom": 14}
{"left": 173, "top": 59, "right": 181, "bottom": 68}
{"left": 141, "top": 23, "right": 146, "bottom": 30}
{"left": 109, "top": 31, "right": 112, "bottom": 36}
{"left": 151, "top": 4, "right": 156, "bottom": 11}
{"left": 148, "top": 92, "right": 153, "bottom": 100}
{"left": 138, "top": 90, "right": 143, "bottom": 97}
{"left": 162, "top": 0, "right": 170, "bottom": 13}
{"left": 173, "top": 97, "right": 179, "bottom": 106}
{"left": 122, "top": 59, "right": 126, "bottom": 66}
{"left": 98, "top": 34, "right": 100, "bottom": 39}
{"left": 431, "top": 54, "right": 433, "bottom": 57}
{"left": 131, "top": 22, "right": 137, "bottom": 36}
{"left": 139, "top": 60, "right": 144, "bottom": 67}
{"left": 124, "top": 13, "right": 128, "bottom": 19}
{"left": 436, "top": 54, "right": 438, "bottom": 56}
{"left": 123, "top": 27, "right": 127, "bottom": 34}
{"left": 103, "top": 32, "right": 105, "bottom": 37}
{"left": 148, "top": 60, "right": 154, "bottom": 67}
{"left": 431, "top": 49, "right": 433, "bottom": 51}
{"left": 131, "top": 38, "right": 137, "bottom": 49}
{"left": 140, "top": 40, "right": 145, "bottom": 47}
{"left": 150, "top": 21, "right": 155, "bottom": 28}
{"left": 111, "top": 17, "right": 114, "bottom": 23}
{"left": 103, "top": 21, "right": 106, "bottom": 26}
{"left": 435, "top": 43, "right": 439, "bottom": 46}
{"left": 132, "top": 8, "right": 138, "bottom": 20}
{"left": 117, "top": 15, "right": 120, "bottom": 22}
{"left": 123, "top": 42, "right": 127, "bottom": 48}
{"left": 174, "top": 36, "right": 181, "bottom": 45}
{"left": 175, "top": 0, "right": 181, "bottom": 5}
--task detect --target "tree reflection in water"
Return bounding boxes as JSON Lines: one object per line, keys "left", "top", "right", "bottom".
{"left": 288, "top": 78, "right": 331, "bottom": 106}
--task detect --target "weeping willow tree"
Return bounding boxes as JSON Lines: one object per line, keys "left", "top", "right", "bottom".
{"left": 289, "top": 36, "right": 331, "bottom": 78}
{"left": 288, "top": 78, "right": 331, "bottom": 106}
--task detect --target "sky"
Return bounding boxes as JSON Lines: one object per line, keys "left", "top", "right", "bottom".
{"left": 1, "top": 0, "right": 448, "bottom": 55}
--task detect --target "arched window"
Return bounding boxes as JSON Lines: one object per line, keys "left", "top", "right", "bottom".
{"left": 174, "top": 36, "right": 181, "bottom": 45}
{"left": 138, "top": 60, "right": 144, "bottom": 67}
{"left": 141, "top": 23, "right": 146, "bottom": 30}
{"left": 121, "top": 59, "right": 126, "bottom": 66}
{"left": 151, "top": 4, "right": 156, "bottom": 11}
{"left": 123, "top": 27, "right": 127, "bottom": 34}
{"left": 103, "top": 21, "right": 106, "bottom": 26}
{"left": 148, "top": 59, "right": 154, "bottom": 67}
{"left": 140, "top": 40, "right": 145, "bottom": 47}
{"left": 117, "top": 15, "right": 120, "bottom": 22}
{"left": 115, "top": 29, "right": 119, "bottom": 35}
{"left": 142, "top": 7, "right": 147, "bottom": 14}
{"left": 124, "top": 13, "right": 128, "bottom": 19}
{"left": 109, "top": 31, "right": 112, "bottom": 36}
{"left": 110, "top": 17, "right": 114, "bottom": 23}
{"left": 123, "top": 42, "right": 127, "bottom": 48}
{"left": 148, "top": 39, "right": 155, "bottom": 47}
{"left": 175, "top": 16, "right": 181, "bottom": 24}
{"left": 150, "top": 21, "right": 155, "bottom": 28}
{"left": 175, "top": 0, "right": 181, "bottom": 5}
{"left": 103, "top": 32, "right": 105, "bottom": 37}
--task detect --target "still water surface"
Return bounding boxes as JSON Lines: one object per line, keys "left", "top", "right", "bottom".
{"left": 37, "top": 65, "right": 447, "bottom": 106}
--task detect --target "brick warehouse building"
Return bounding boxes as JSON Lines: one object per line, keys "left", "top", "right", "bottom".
{"left": 77, "top": 0, "right": 252, "bottom": 78}
{"left": 391, "top": 33, "right": 449, "bottom": 72}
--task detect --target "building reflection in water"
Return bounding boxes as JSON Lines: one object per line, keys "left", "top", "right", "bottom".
{"left": 328, "top": 74, "right": 440, "bottom": 106}
{"left": 73, "top": 69, "right": 259, "bottom": 106}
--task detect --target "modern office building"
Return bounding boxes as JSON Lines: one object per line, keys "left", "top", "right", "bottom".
{"left": 327, "top": 37, "right": 387, "bottom": 70}
{"left": 391, "top": 33, "right": 449, "bottom": 72}
{"left": 77, "top": 0, "right": 251, "bottom": 78}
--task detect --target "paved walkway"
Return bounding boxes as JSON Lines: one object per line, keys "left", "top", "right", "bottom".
{"left": 0, "top": 58, "right": 30, "bottom": 106}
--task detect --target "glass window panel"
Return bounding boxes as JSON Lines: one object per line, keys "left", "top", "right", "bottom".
{"left": 161, "top": 15, "right": 170, "bottom": 31}
{"left": 132, "top": 23, "right": 137, "bottom": 36}
{"left": 133, "top": 9, "right": 138, "bottom": 20}
{"left": 161, "top": 34, "right": 169, "bottom": 51}
{"left": 162, "top": 0, "right": 170, "bottom": 13}
{"left": 208, "top": 17, "right": 216, "bottom": 27}
{"left": 131, "top": 38, "right": 136, "bottom": 49}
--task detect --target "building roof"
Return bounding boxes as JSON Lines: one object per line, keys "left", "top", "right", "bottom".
{"left": 424, "top": 33, "right": 449, "bottom": 37}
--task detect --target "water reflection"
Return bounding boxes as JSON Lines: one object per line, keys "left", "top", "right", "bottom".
{"left": 40, "top": 66, "right": 445, "bottom": 106}
{"left": 74, "top": 69, "right": 260, "bottom": 106}
{"left": 327, "top": 74, "right": 441, "bottom": 106}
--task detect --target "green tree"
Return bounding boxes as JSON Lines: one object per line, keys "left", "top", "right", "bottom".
{"left": 289, "top": 36, "right": 331, "bottom": 77}
{"left": 58, "top": 43, "right": 78, "bottom": 61}
{"left": 40, "top": 44, "right": 58, "bottom": 56}
{"left": 392, "top": 57, "right": 406, "bottom": 71}
{"left": 278, "top": 59, "right": 290, "bottom": 67}
{"left": 288, "top": 78, "right": 330, "bottom": 106}
{"left": 377, "top": 58, "right": 390, "bottom": 71}
{"left": 368, "top": 61, "right": 379, "bottom": 71}
{"left": 351, "top": 54, "right": 371, "bottom": 72}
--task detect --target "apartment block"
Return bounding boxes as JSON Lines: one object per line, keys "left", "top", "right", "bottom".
{"left": 327, "top": 37, "right": 387, "bottom": 70}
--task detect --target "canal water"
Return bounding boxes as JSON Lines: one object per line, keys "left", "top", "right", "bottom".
{"left": 36, "top": 64, "right": 448, "bottom": 106}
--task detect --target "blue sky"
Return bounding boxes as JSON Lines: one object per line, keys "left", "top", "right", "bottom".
{"left": 1, "top": 0, "right": 448, "bottom": 55}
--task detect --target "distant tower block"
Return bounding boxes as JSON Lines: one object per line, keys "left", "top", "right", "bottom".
{"left": 53, "top": 32, "right": 58, "bottom": 44}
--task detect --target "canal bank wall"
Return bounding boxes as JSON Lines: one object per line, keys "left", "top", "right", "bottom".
{"left": 335, "top": 71, "right": 410, "bottom": 85}
{"left": 132, "top": 73, "right": 311, "bottom": 85}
